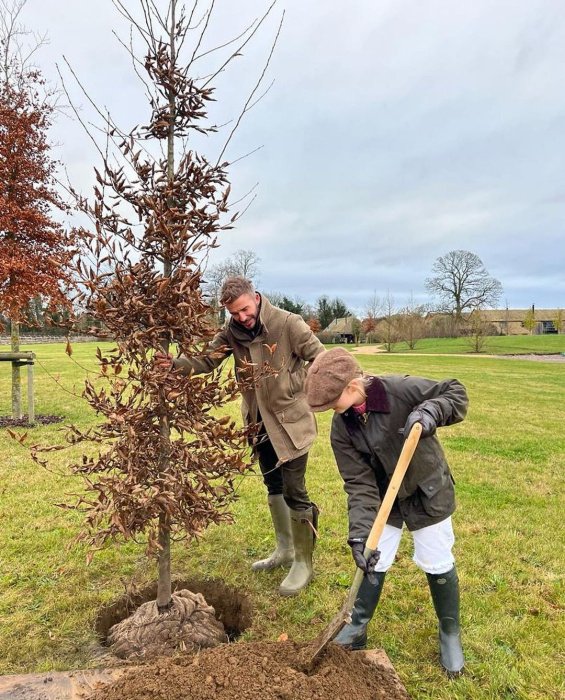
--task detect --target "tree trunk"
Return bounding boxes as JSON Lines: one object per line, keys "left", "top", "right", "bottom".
{"left": 156, "top": 513, "right": 172, "bottom": 611}
{"left": 156, "top": 0, "right": 177, "bottom": 612}
{"left": 10, "top": 319, "right": 21, "bottom": 419}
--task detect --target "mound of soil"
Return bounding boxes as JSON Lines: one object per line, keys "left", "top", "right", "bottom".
{"left": 92, "top": 641, "right": 410, "bottom": 700}
{"left": 0, "top": 414, "right": 63, "bottom": 427}
{"left": 108, "top": 590, "right": 227, "bottom": 660}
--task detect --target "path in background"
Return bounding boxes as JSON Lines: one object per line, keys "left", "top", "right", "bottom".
{"left": 349, "top": 345, "right": 565, "bottom": 361}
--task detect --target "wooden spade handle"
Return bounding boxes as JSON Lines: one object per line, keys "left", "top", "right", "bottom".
{"left": 365, "top": 421, "right": 422, "bottom": 550}
{"left": 346, "top": 422, "right": 422, "bottom": 609}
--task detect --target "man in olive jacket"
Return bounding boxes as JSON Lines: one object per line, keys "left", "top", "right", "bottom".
{"left": 157, "top": 276, "right": 324, "bottom": 596}
{"left": 305, "top": 348, "right": 468, "bottom": 675}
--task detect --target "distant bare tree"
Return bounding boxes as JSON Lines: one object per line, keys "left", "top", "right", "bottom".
{"left": 230, "top": 249, "right": 261, "bottom": 282}
{"left": 302, "top": 302, "right": 316, "bottom": 321}
{"left": 362, "top": 291, "right": 382, "bottom": 343}
{"left": 365, "top": 291, "right": 383, "bottom": 320}
{"left": 0, "top": 0, "right": 48, "bottom": 88}
{"left": 425, "top": 250, "right": 502, "bottom": 323}
{"left": 378, "top": 291, "right": 399, "bottom": 352}
{"left": 264, "top": 290, "right": 283, "bottom": 307}
{"left": 397, "top": 294, "right": 426, "bottom": 350}
{"left": 203, "top": 249, "right": 261, "bottom": 322}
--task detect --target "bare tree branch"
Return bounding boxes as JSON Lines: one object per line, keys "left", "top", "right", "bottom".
{"left": 217, "top": 10, "right": 283, "bottom": 163}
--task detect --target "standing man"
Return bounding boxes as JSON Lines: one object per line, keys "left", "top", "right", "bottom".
{"left": 157, "top": 276, "right": 324, "bottom": 596}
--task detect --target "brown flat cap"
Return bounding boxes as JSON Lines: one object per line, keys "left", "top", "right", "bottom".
{"left": 305, "top": 348, "right": 362, "bottom": 412}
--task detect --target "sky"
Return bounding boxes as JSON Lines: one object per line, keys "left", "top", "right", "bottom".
{"left": 19, "top": 0, "right": 565, "bottom": 315}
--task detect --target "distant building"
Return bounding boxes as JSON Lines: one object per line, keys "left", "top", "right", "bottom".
{"left": 473, "top": 308, "right": 562, "bottom": 335}
{"left": 322, "top": 316, "right": 359, "bottom": 343}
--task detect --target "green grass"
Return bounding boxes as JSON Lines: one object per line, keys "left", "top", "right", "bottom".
{"left": 346, "top": 334, "right": 565, "bottom": 355}
{"left": 1, "top": 342, "right": 564, "bottom": 699}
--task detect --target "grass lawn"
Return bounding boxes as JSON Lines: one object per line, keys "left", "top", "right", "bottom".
{"left": 0, "top": 341, "right": 564, "bottom": 699}
{"left": 354, "top": 334, "right": 565, "bottom": 355}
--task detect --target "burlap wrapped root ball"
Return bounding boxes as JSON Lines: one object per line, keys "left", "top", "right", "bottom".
{"left": 108, "top": 589, "right": 227, "bottom": 660}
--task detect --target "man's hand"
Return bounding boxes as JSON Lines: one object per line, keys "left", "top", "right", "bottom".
{"left": 348, "top": 538, "right": 381, "bottom": 583}
{"left": 153, "top": 352, "right": 174, "bottom": 372}
{"left": 401, "top": 407, "right": 437, "bottom": 438}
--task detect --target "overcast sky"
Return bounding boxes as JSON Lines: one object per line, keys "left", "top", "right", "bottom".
{"left": 21, "top": 0, "right": 565, "bottom": 314}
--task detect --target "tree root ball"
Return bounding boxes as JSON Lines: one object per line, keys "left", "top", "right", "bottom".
{"left": 108, "top": 590, "right": 227, "bottom": 660}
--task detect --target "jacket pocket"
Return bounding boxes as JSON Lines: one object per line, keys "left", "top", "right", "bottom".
{"left": 288, "top": 367, "right": 306, "bottom": 398}
{"left": 275, "top": 399, "right": 316, "bottom": 450}
{"left": 417, "top": 469, "right": 454, "bottom": 518}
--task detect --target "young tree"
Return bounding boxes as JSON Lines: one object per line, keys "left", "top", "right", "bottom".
{"left": 465, "top": 309, "right": 489, "bottom": 353}
{"left": 553, "top": 308, "right": 563, "bottom": 334}
{"left": 523, "top": 306, "right": 537, "bottom": 335}
{"left": 31, "top": 0, "right": 280, "bottom": 656}
{"left": 425, "top": 250, "right": 502, "bottom": 324}
{"left": 0, "top": 0, "right": 72, "bottom": 419}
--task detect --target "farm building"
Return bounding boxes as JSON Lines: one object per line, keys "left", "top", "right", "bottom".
{"left": 475, "top": 308, "right": 563, "bottom": 335}
{"left": 322, "top": 316, "right": 360, "bottom": 343}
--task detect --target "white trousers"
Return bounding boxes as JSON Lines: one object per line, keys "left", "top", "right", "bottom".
{"left": 373, "top": 517, "right": 456, "bottom": 575}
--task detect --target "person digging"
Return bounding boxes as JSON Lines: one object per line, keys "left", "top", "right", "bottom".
{"left": 155, "top": 276, "right": 324, "bottom": 596}
{"left": 304, "top": 348, "right": 468, "bottom": 675}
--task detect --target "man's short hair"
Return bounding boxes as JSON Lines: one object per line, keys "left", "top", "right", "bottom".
{"left": 220, "top": 276, "right": 255, "bottom": 305}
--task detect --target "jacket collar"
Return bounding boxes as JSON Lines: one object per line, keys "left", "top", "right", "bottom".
{"left": 342, "top": 375, "right": 390, "bottom": 430}
{"left": 364, "top": 375, "right": 390, "bottom": 413}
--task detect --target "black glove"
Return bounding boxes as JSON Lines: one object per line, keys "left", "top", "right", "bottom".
{"left": 348, "top": 538, "right": 381, "bottom": 584}
{"left": 401, "top": 407, "right": 437, "bottom": 438}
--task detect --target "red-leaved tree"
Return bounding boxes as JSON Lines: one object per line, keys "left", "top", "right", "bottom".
{"left": 0, "top": 0, "right": 73, "bottom": 419}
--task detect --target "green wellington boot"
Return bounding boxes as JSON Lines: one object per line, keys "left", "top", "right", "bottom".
{"left": 334, "top": 572, "right": 386, "bottom": 650}
{"left": 278, "top": 506, "right": 317, "bottom": 596}
{"left": 252, "top": 495, "right": 294, "bottom": 571}
{"left": 426, "top": 566, "right": 465, "bottom": 675}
